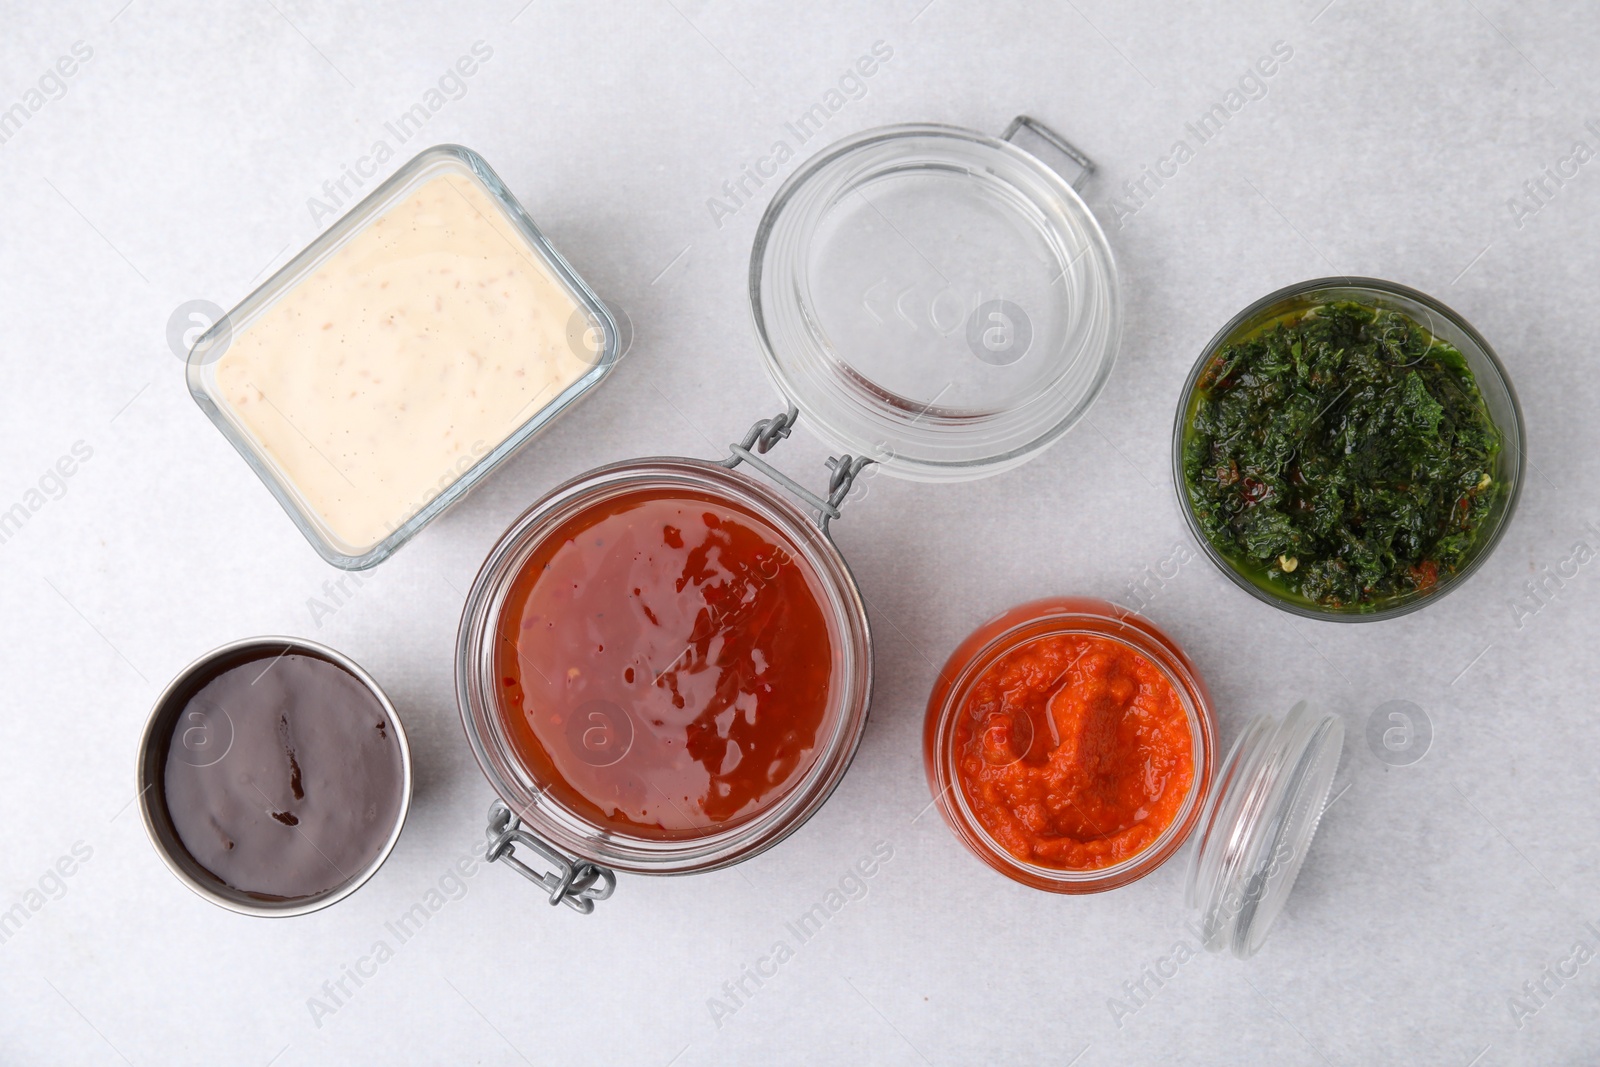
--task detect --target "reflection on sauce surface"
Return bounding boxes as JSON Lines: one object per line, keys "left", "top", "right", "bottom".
{"left": 494, "top": 488, "right": 837, "bottom": 838}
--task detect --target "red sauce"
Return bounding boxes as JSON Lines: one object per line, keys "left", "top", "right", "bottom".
{"left": 494, "top": 487, "right": 837, "bottom": 839}
{"left": 954, "top": 632, "right": 1195, "bottom": 871}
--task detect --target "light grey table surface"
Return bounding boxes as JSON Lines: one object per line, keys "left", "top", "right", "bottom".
{"left": 2, "top": 0, "right": 1597, "bottom": 1063}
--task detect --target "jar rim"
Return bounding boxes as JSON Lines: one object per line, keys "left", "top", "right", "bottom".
{"left": 454, "top": 457, "right": 873, "bottom": 875}
{"left": 923, "top": 598, "right": 1216, "bottom": 893}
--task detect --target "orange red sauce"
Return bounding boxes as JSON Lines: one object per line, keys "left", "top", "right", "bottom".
{"left": 954, "top": 632, "right": 1195, "bottom": 871}
{"left": 494, "top": 487, "right": 837, "bottom": 839}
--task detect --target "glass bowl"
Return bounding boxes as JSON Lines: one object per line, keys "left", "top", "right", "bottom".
{"left": 1172, "top": 277, "right": 1525, "bottom": 622}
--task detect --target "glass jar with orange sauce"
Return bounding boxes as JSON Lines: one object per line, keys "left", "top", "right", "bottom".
{"left": 456, "top": 448, "right": 873, "bottom": 897}
{"left": 924, "top": 598, "right": 1216, "bottom": 894}
{"left": 924, "top": 598, "right": 1346, "bottom": 957}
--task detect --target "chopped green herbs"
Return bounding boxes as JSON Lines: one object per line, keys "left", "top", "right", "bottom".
{"left": 1182, "top": 300, "right": 1504, "bottom": 611}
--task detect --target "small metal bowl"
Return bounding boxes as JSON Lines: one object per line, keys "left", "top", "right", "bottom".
{"left": 1172, "top": 277, "right": 1525, "bottom": 622}
{"left": 137, "top": 637, "right": 413, "bottom": 917}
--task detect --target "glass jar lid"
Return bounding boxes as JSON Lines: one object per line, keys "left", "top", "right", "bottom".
{"left": 750, "top": 118, "right": 1121, "bottom": 481}
{"left": 1185, "top": 701, "right": 1345, "bottom": 958}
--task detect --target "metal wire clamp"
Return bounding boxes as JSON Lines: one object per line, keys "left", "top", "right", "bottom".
{"left": 485, "top": 800, "right": 616, "bottom": 914}
{"left": 720, "top": 406, "right": 873, "bottom": 535}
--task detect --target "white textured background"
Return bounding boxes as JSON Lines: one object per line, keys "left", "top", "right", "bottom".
{"left": 2, "top": 1, "right": 1597, "bottom": 1064}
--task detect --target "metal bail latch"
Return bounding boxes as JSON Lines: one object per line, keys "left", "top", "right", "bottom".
{"left": 721, "top": 406, "right": 873, "bottom": 535}
{"left": 484, "top": 800, "right": 616, "bottom": 913}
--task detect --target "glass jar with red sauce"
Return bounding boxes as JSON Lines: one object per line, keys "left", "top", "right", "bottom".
{"left": 925, "top": 597, "right": 1345, "bottom": 957}
{"left": 925, "top": 598, "right": 1216, "bottom": 893}
{"left": 455, "top": 116, "right": 1124, "bottom": 910}
{"left": 456, "top": 452, "right": 872, "bottom": 893}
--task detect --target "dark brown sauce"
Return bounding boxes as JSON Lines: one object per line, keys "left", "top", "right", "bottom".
{"left": 160, "top": 648, "right": 404, "bottom": 901}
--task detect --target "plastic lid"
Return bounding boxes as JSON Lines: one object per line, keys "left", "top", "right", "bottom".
{"left": 749, "top": 120, "right": 1120, "bottom": 482}
{"left": 1185, "top": 701, "right": 1345, "bottom": 958}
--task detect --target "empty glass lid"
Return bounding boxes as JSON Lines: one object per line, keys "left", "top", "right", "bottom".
{"left": 1186, "top": 701, "right": 1345, "bottom": 958}
{"left": 749, "top": 119, "right": 1121, "bottom": 481}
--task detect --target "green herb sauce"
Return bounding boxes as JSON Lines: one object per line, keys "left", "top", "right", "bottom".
{"left": 1182, "top": 300, "right": 1504, "bottom": 610}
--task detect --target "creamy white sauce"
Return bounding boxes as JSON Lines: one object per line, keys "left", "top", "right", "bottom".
{"left": 214, "top": 172, "right": 594, "bottom": 554}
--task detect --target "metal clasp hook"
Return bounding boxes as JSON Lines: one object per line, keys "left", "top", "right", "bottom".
{"left": 485, "top": 800, "right": 616, "bottom": 913}
{"left": 722, "top": 406, "right": 874, "bottom": 536}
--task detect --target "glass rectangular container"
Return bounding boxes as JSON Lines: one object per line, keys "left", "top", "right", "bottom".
{"left": 187, "top": 144, "right": 620, "bottom": 570}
